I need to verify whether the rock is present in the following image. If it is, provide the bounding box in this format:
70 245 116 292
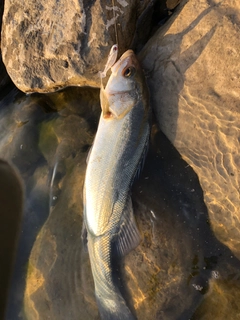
0 86 101 319
23 126 239 320
166 0 181 10
140 0 240 258
192 262 240 320
0 160 23 320
0 0 11 90
1 0 157 93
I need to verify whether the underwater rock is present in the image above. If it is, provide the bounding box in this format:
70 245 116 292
192 266 240 320
0 86 101 319
1 0 157 93
0 160 23 320
1 86 240 319
23 125 240 320
140 0 240 259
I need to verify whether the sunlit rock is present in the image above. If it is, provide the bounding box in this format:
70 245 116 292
140 0 240 258
1 0 157 93
192 267 240 320
23 125 216 320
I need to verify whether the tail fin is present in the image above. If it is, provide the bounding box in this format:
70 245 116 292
96 291 136 320
88 235 136 320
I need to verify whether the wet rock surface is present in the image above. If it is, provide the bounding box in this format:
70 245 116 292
140 0 240 259
0 86 100 320
1 87 240 320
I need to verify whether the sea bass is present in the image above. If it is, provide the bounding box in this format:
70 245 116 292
83 49 151 320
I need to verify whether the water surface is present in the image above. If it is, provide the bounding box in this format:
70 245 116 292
1 84 240 320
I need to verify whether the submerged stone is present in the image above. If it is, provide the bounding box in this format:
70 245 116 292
1 85 240 320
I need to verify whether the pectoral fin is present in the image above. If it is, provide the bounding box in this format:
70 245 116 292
112 197 141 258
100 88 111 118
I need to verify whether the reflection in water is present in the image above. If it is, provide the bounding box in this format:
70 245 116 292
0 84 240 320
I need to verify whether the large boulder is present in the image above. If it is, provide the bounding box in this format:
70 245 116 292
140 0 240 258
1 0 183 93
1 0 156 93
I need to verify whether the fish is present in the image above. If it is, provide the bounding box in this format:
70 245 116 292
82 48 151 320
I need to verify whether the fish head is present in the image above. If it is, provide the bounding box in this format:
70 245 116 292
100 50 149 119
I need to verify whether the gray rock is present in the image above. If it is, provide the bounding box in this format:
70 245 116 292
1 0 155 93
140 0 240 258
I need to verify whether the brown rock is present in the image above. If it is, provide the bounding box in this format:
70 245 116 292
192 267 240 320
23 128 210 320
1 0 155 93
0 0 11 89
166 0 180 10
140 0 240 258
22 125 240 320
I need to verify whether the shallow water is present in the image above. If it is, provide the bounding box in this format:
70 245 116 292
1 84 240 320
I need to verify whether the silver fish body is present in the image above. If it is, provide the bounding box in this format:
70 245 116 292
83 49 151 320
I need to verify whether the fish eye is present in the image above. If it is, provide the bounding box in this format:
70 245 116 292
123 67 135 78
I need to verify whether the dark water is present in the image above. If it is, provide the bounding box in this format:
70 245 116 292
1 84 240 320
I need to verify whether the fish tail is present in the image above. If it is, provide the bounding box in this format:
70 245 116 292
96 294 135 320
88 236 136 320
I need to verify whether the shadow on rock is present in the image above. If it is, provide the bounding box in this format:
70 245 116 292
126 123 240 320
141 4 218 143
